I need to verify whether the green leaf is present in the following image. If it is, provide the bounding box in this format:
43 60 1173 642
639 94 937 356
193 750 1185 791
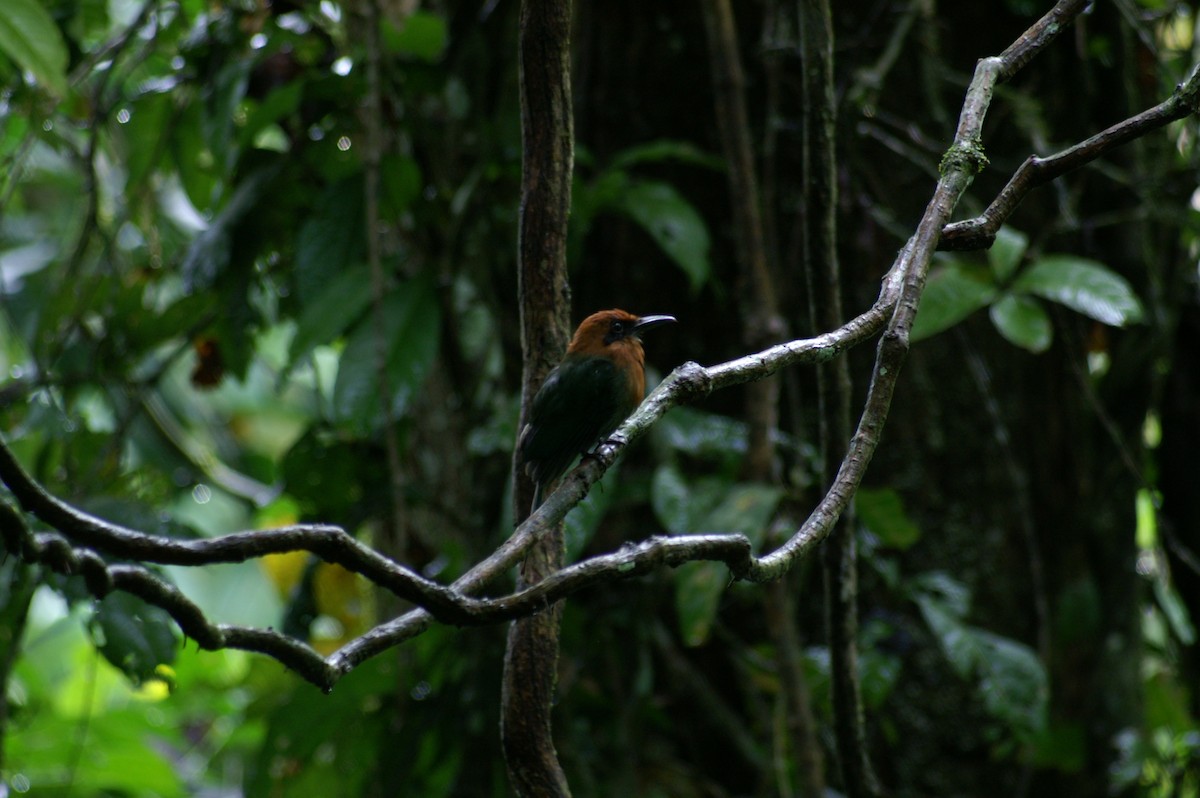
248 656 394 798
989 293 1052 353
699 483 783 550
288 264 374 367
295 178 366 304
563 463 620 561
653 406 748 464
181 160 283 289
332 277 440 434
608 140 724 171
859 620 905 708
122 94 172 188
0 112 29 159
911 571 972 618
665 478 782 646
973 630 1048 740
239 80 304 149
911 261 998 342
0 0 69 97
675 561 727 647
915 596 978 677
122 292 217 356
383 11 447 62
856 487 922 549
650 463 703 535
172 101 220 213
1153 578 1197 646
916 593 1048 741
988 225 1028 283
1012 255 1145 326
90 593 178 685
7 708 185 796
283 429 369 522
381 154 423 216
613 180 711 292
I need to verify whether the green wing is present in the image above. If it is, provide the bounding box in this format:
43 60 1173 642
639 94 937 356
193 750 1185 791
518 356 626 487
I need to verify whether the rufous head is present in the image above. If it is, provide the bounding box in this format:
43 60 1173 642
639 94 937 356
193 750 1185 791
566 309 676 357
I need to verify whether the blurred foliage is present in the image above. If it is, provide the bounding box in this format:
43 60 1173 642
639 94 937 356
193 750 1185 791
1 0 1198 797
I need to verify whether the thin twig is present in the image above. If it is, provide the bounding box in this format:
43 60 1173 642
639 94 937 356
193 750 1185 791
4 0 1189 699
940 62 1200 250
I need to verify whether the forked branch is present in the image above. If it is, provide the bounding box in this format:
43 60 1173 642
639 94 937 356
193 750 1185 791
2 0 1192 695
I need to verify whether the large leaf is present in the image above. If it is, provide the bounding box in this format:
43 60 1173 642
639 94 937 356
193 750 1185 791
383 11 448 62
613 180 711 292
653 406 748 464
172 101 220 213
674 561 728 647
247 655 394 798
911 570 972 618
332 277 441 434
608 139 724 171
90 593 178 685
239 80 304 149
122 292 218 357
563 464 620 561
916 594 1048 742
856 487 922 549
701 483 783 550
180 161 283 289
381 154 424 217
916 597 978 677
288 263 374 368
657 470 783 646
1012 255 1145 326
1153 577 1197 646
7 708 185 796
295 178 367 304
990 293 1052 353
123 93 173 188
911 261 998 342
0 0 69 97
988 225 1028 283
650 464 726 536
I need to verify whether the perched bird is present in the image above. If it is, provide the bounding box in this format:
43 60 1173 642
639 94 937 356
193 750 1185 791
518 309 676 508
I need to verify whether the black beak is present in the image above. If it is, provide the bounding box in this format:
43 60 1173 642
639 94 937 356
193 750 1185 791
631 315 676 337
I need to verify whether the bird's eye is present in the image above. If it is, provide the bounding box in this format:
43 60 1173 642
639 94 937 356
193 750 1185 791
611 320 624 335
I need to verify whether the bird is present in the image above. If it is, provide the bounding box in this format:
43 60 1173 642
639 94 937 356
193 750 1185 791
517 309 676 509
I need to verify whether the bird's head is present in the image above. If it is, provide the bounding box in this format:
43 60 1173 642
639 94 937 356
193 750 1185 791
566 309 676 357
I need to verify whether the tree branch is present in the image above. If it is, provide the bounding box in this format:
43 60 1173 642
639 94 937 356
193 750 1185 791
2 0 1185 702
502 0 576 792
798 0 879 790
940 61 1200 251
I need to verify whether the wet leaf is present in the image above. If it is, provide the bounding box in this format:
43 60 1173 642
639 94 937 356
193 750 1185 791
1013 255 1145 326
0 0 69 97
916 592 1047 742
856 487 922 549
662 475 782 645
990 293 1052 353
614 180 711 292
911 261 997 341
295 178 366 304
332 277 440 434
90 592 178 685
384 11 447 62
988 225 1028 283
288 264 374 368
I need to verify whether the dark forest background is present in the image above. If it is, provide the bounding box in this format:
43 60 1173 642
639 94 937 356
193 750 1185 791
0 0 1197 795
